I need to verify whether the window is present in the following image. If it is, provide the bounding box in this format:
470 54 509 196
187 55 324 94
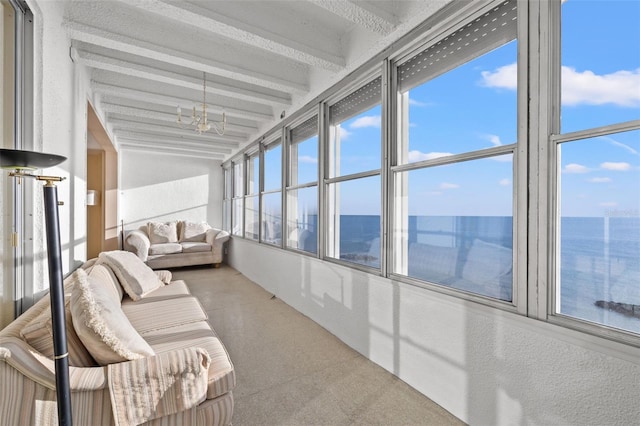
554 0 640 334
231 161 243 237
244 151 259 240
392 0 517 302
222 166 231 232
286 115 318 254
326 77 382 268
261 137 282 245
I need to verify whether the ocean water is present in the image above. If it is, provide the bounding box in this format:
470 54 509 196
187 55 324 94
333 215 640 334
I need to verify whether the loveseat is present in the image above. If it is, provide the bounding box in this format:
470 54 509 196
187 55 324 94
124 220 229 269
0 251 235 425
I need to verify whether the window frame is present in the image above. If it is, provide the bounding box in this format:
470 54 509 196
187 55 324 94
284 110 320 255
385 0 526 313
260 132 284 247
219 0 640 349
323 71 384 273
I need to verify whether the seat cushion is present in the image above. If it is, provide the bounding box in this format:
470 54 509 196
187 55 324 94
70 269 155 365
181 242 212 254
143 321 236 400
122 296 207 333
149 243 183 255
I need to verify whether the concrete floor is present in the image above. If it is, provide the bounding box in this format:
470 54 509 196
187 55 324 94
172 265 463 426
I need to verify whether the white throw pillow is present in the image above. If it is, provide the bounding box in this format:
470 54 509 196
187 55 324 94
147 221 178 244
179 221 210 242
70 269 154 365
97 251 164 301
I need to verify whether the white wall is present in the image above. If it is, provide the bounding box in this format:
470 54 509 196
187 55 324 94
120 150 223 231
29 0 91 292
228 238 640 425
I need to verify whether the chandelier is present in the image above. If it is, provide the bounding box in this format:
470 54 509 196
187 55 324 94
177 72 226 135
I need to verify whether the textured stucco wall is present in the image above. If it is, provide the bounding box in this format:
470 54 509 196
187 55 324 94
228 237 640 425
120 150 223 231
29 0 91 293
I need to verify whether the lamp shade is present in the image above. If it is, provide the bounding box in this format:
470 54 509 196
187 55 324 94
0 148 66 170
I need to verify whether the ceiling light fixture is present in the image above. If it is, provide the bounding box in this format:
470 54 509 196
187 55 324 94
177 72 226 135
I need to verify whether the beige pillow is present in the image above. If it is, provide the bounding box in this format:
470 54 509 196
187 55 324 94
89 263 124 301
180 221 210 242
97 251 164 301
148 221 178 244
70 269 154 365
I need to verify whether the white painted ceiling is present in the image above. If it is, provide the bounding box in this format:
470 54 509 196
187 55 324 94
66 0 451 160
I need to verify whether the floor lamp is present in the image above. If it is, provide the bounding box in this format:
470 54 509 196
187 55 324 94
0 149 72 426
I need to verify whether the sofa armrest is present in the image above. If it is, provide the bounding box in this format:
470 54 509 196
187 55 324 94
124 230 150 262
206 229 230 246
108 347 210 425
0 336 108 392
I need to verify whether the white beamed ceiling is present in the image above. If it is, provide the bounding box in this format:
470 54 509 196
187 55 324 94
66 0 451 159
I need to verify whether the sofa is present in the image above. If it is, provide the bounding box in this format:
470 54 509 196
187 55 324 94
0 251 235 425
124 221 229 269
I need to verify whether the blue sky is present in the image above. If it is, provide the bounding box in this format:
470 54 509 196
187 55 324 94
267 0 639 218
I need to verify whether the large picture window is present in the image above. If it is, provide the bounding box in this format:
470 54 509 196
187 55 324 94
231 161 244 237
261 137 282 245
555 0 640 334
286 115 318 254
392 0 517 302
326 77 382 268
244 151 259 240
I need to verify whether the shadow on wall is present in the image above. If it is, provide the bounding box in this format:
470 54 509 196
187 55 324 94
120 151 223 229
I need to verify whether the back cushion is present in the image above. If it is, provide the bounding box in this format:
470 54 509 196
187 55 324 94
179 221 210 243
97 251 164 301
20 298 97 367
70 269 155 365
147 221 178 244
89 264 124 301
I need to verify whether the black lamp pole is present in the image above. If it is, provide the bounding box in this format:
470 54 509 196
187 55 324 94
43 181 72 426
1 149 72 426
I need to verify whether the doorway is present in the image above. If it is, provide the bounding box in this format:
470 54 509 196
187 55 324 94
86 102 118 259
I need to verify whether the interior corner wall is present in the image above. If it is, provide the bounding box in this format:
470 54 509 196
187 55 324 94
28 0 91 293
120 150 223 231
227 238 640 425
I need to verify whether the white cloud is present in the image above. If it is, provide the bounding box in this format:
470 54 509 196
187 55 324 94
481 63 518 90
600 162 631 171
351 115 381 129
440 182 459 189
499 178 510 186
588 177 612 183
563 163 589 174
481 62 640 107
561 67 640 107
408 98 432 107
483 134 503 147
599 136 639 155
299 155 317 164
600 202 618 207
338 126 351 140
408 151 453 162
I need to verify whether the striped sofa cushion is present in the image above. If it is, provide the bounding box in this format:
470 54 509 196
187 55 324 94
142 321 236 400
